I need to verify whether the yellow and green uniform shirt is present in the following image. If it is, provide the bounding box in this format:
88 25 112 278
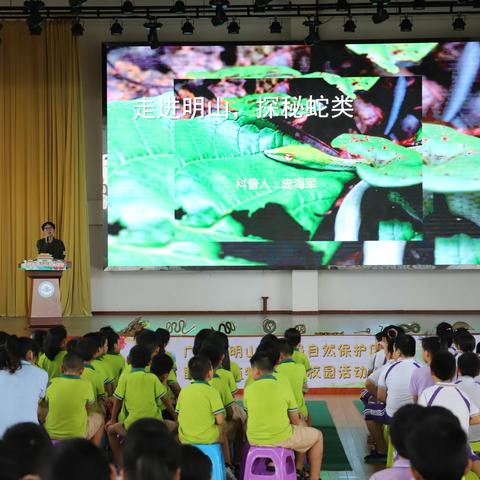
45 374 95 439
230 361 242 383
276 359 308 417
243 374 298 446
81 364 106 412
292 349 311 372
114 368 166 429
176 381 225 444
91 357 114 387
38 351 67 380
216 368 237 395
209 374 235 409
102 353 126 385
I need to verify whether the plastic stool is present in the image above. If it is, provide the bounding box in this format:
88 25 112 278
194 443 226 480
243 446 296 480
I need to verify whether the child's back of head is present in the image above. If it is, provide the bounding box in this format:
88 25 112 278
75 337 98 363
134 329 160 356
3 422 52 478
188 356 212 381
458 352 480 378
393 334 416 358
199 341 224 370
457 332 476 353
44 326 67 361
436 322 453 349
390 405 425 459
150 353 174 379
407 407 467 480
128 345 151 369
123 418 180 480
100 327 120 354
430 351 456 382
278 338 294 357
0 439 19 480
180 445 212 480
192 329 213 356
18 337 40 362
62 352 84 374
284 328 300 347
155 328 171 349
40 439 112 480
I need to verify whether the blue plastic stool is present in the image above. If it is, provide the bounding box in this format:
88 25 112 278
194 443 226 480
243 446 296 480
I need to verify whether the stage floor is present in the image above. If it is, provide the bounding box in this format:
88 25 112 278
2 312 479 338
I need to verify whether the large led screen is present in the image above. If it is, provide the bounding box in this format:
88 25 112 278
104 42 480 269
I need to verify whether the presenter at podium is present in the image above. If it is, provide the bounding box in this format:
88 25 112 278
36 221 66 260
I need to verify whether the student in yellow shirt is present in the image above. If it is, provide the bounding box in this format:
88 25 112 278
107 345 171 465
150 352 179 423
277 338 310 425
244 351 323 480
285 328 311 372
100 326 126 386
156 328 177 370
37 326 67 380
200 342 245 470
74 337 107 415
83 332 114 396
175 356 225 447
217 331 242 383
44 352 104 446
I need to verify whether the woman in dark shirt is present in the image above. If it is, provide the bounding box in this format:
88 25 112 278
36 222 66 260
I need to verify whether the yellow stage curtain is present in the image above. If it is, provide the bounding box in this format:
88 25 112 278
0 22 91 316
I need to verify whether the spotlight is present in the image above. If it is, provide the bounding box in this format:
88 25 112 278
336 0 348 11
69 0 87 12
121 0 134 14
144 18 162 49
343 17 356 32
452 15 465 30
211 3 228 26
303 17 320 45
24 0 44 35
171 0 185 13
110 19 123 35
399 16 413 31
413 0 425 10
371 3 389 23
181 18 194 34
227 17 240 33
269 17 282 33
71 19 84 36
29 23 42 35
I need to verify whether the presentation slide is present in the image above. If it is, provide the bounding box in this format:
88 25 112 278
104 42 480 269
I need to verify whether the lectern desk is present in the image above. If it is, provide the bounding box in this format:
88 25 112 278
19 260 71 327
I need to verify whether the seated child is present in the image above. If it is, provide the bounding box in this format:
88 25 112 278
407 406 470 480
99 326 126 386
217 331 242 383
40 438 115 480
367 331 385 376
369 404 424 479
150 353 179 422
181 444 212 480
452 329 476 359
155 328 176 370
44 352 104 446
244 351 323 480
122 418 180 480
456 352 480 441
3 422 52 480
366 334 421 464
276 338 309 423
107 345 171 464
418 350 480 475
200 342 245 469
436 322 454 353
74 337 107 415
410 336 442 402
37 326 67 380
284 328 311 372
83 332 114 395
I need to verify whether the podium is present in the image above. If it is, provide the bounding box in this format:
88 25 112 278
20 260 71 327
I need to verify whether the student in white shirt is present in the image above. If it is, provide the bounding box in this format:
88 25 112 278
456 352 480 441
365 334 421 464
436 322 454 352
0 336 48 438
418 350 480 477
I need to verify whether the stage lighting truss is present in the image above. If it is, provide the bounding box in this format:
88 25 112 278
3 0 479 35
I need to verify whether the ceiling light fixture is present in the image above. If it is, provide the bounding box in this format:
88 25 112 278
110 18 123 35
371 3 389 23
144 17 162 49
399 15 413 31
181 18 194 34
227 17 240 33
171 0 186 14
269 17 282 33
121 0 134 14
71 18 84 35
452 14 465 30
303 17 321 45
343 16 356 32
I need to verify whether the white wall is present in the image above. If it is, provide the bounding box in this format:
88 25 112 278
81 17 480 313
